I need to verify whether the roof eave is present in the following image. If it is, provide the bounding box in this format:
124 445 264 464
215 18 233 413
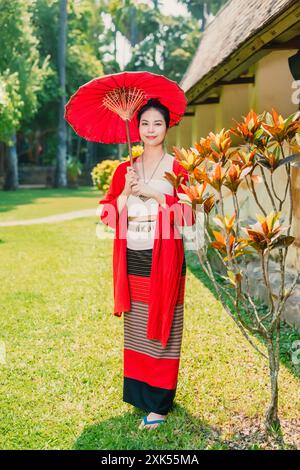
184 1 300 105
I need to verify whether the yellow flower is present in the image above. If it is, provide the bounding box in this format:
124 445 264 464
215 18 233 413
91 159 120 191
123 144 144 161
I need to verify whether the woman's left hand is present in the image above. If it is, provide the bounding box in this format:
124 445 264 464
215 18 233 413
131 180 157 199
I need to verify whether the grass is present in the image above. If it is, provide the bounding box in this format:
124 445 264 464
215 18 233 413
0 186 102 221
0 189 299 449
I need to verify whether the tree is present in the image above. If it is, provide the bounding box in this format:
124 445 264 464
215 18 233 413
178 0 228 31
28 0 105 174
0 0 50 190
55 0 68 187
108 0 160 47
125 13 200 83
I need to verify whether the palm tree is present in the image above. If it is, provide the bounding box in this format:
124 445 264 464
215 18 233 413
55 0 68 187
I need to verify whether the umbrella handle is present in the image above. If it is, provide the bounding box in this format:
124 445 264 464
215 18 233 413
125 119 133 167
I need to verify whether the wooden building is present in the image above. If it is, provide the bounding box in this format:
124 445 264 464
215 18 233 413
167 0 300 268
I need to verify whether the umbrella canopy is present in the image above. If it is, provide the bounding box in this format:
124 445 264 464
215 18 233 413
64 71 187 147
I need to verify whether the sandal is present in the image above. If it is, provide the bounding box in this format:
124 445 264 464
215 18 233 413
142 416 166 426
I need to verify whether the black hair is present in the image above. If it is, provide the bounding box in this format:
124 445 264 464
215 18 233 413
137 98 170 128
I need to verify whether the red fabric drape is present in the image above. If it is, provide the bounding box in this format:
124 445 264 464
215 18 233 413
98 158 195 348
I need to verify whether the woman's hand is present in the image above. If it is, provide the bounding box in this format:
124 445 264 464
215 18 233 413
123 166 139 196
125 166 165 202
131 180 157 199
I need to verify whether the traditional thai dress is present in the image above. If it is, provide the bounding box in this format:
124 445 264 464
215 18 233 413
98 155 195 415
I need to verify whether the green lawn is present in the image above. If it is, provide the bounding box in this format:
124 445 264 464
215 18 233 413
0 189 299 449
0 186 102 221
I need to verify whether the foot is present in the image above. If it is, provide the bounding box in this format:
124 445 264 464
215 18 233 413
138 412 167 430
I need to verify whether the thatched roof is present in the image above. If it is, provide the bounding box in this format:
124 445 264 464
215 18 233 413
180 0 299 98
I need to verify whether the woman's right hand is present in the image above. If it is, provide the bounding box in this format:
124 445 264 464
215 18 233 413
123 166 139 196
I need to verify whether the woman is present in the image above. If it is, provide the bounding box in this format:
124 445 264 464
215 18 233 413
99 98 194 430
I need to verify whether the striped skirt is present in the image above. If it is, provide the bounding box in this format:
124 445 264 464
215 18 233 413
123 247 186 415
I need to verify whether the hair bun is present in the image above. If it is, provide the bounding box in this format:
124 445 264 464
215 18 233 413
147 97 161 104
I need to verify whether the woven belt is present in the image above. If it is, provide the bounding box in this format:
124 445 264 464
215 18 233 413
128 216 156 222
128 220 155 232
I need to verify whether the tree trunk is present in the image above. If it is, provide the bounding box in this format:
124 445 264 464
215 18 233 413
265 335 281 432
129 5 137 47
4 133 18 190
199 4 205 31
118 144 123 161
76 135 81 161
86 140 93 168
55 0 68 188
113 22 117 62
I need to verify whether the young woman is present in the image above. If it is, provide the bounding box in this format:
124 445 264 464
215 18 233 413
99 98 194 430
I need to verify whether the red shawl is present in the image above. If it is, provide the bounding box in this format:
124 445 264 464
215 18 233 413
98 157 195 349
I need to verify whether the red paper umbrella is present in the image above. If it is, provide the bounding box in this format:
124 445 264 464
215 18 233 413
64 70 187 166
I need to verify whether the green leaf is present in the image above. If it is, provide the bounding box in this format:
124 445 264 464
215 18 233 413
269 236 295 250
265 112 273 125
273 145 281 159
210 142 220 154
256 159 271 170
277 154 300 168
254 128 264 140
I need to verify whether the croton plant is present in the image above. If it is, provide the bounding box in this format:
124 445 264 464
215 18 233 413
164 109 300 434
